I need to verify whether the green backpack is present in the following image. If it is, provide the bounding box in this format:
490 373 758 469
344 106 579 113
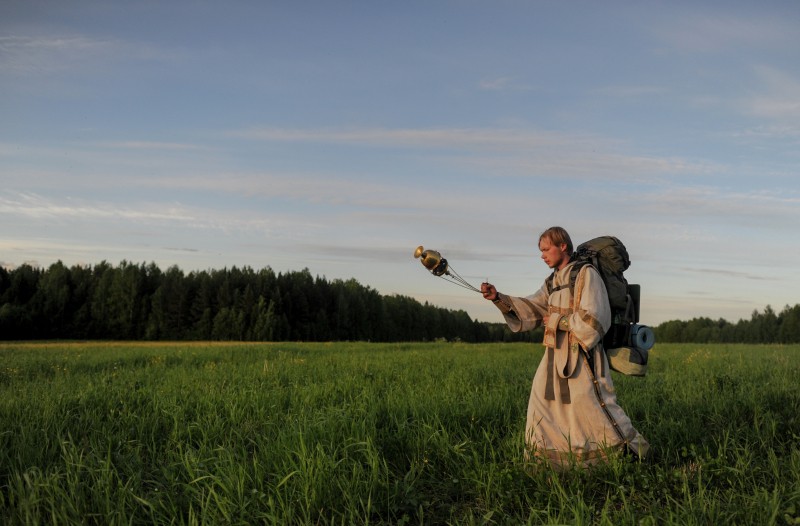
546 236 653 376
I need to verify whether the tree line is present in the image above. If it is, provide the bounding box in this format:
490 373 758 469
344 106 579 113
0 261 541 343
652 304 800 344
3 261 798 343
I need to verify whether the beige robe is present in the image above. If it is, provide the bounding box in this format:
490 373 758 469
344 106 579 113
498 261 648 468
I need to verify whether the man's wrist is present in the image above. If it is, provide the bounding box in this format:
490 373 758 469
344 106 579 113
492 293 511 314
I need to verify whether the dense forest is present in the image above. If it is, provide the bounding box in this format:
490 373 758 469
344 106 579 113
1 261 798 343
653 304 800 344
0 261 541 343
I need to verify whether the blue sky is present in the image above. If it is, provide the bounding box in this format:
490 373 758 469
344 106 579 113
2 0 799 326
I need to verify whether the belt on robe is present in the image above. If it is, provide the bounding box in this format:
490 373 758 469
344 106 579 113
544 341 608 404
544 347 571 403
543 314 580 404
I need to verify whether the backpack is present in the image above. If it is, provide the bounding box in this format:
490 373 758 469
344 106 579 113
546 236 653 376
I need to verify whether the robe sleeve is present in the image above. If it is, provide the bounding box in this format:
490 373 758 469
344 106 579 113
497 284 549 333
568 265 612 350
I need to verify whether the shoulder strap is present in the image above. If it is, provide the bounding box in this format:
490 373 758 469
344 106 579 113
546 270 556 294
546 261 590 297
568 260 590 298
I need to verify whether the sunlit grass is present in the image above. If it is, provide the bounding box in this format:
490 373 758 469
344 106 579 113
1 342 799 524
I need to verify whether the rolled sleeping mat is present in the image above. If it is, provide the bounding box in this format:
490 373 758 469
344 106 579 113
630 324 655 352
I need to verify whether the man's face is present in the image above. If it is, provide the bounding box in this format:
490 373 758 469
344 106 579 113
539 237 569 270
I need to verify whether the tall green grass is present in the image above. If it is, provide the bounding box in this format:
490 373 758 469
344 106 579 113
1 342 799 525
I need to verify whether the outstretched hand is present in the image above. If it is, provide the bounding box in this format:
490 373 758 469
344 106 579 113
481 282 498 301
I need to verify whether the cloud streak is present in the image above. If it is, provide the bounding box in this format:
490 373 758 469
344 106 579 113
651 12 796 53
229 126 595 151
681 267 778 281
478 77 535 92
227 125 719 181
747 66 800 121
0 33 182 82
0 35 113 74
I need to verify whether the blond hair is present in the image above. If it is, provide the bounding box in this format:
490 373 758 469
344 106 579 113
539 226 573 255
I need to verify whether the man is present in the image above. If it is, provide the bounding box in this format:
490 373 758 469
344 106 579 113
481 226 648 468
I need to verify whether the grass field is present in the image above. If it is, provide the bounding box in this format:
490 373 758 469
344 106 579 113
1 341 799 525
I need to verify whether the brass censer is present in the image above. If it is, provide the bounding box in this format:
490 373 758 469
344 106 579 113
413 245 480 292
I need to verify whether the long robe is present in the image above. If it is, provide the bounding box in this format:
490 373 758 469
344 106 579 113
497 261 648 467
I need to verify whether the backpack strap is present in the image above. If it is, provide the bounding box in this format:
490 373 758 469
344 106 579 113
545 270 556 294
546 260 591 299
568 260 589 298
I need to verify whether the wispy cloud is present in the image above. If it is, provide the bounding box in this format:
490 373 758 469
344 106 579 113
0 34 179 77
142 172 515 231
98 141 203 151
652 12 795 53
146 171 398 206
229 126 585 150
0 191 301 240
227 125 719 181
638 186 800 220
594 85 669 98
747 66 800 121
478 76 535 92
735 124 800 142
0 35 117 74
460 151 718 181
681 267 777 281
0 192 195 223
